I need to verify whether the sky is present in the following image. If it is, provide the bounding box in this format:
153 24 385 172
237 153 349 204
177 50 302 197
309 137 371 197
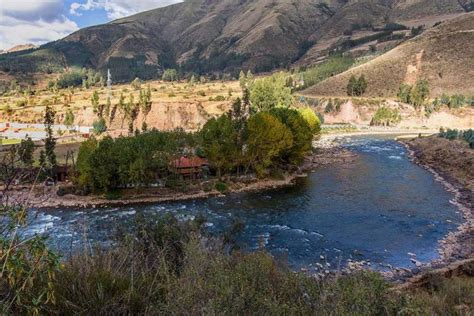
0 0 183 50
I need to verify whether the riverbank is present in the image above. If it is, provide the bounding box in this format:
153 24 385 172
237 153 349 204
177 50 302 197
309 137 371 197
394 135 474 282
14 140 355 209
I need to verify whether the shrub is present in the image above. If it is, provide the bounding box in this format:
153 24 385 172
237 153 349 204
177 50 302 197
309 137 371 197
15 99 27 107
371 107 401 126
215 182 228 193
347 75 367 96
162 69 178 82
92 118 107 135
397 84 412 103
209 95 226 101
448 94 465 109
298 107 321 134
57 70 83 88
131 77 141 90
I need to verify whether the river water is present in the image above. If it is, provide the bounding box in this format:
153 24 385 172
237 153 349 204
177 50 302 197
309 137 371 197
25 136 462 270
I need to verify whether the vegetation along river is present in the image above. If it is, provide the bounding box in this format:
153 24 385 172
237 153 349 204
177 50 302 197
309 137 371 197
26 136 462 271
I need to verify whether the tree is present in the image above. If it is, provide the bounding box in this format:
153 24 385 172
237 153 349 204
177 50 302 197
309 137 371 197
93 118 107 135
40 105 57 179
410 79 430 109
118 92 127 128
239 70 247 90
140 85 152 118
132 77 141 90
298 107 321 135
269 108 313 165
347 75 358 96
397 84 412 103
162 69 178 82
245 112 293 176
91 90 100 115
347 75 367 96
18 137 35 167
64 109 75 128
105 96 111 119
200 115 239 177
249 72 293 112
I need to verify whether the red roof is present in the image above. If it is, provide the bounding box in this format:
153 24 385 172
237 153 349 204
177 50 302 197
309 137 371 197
172 156 208 169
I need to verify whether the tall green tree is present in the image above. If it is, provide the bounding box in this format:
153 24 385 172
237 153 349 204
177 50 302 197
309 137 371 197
91 90 100 116
245 112 293 176
249 72 293 112
269 108 313 165
410 79 430 109
200 115 239 177
298 107 321 135
40 105 57 179
64 109 75 128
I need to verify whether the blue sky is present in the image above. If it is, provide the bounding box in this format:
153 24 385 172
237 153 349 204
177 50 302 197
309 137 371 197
0 0 183 50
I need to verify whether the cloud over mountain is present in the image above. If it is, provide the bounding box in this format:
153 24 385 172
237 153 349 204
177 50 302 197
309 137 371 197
0 0 78 50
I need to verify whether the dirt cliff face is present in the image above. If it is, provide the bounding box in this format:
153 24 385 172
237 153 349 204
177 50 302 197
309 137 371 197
306 97 474 129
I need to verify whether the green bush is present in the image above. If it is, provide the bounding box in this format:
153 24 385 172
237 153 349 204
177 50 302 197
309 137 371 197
371 107 402 126
92 118 107 135
209 95 226 101
347 75 368 96
162 69 178 82
215 182 228 193
57 71 83 88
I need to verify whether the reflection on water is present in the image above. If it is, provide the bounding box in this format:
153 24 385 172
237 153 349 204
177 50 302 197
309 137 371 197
26 136 461 270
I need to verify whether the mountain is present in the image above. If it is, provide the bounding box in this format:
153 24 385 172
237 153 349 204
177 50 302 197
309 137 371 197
0 0 471 82
302 12 474 97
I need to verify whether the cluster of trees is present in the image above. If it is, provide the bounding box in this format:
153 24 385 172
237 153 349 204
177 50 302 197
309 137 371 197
346 75 368 96
201 104 318 178
89 85 153 136
397 80 430 108
75 102 320 193
162 69 179 82
433 94 473 109
439 128 474 148
244 72 294 113
370 107 401 126
75 129 196 193
52 68 104 90
294 55 354 91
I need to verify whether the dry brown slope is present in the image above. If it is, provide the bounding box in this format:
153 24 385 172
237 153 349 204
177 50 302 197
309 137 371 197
302 12 474 98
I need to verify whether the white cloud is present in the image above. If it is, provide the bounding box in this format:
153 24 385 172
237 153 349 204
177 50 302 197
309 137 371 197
70 0 183 20
0 0 78 50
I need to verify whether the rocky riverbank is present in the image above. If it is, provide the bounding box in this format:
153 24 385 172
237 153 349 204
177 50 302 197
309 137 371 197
390 136 474 282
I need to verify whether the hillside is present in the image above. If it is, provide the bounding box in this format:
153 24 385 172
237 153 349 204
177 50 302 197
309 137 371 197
302 12 474 97
0 0 470 83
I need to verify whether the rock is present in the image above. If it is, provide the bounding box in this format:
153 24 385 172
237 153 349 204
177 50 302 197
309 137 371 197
407 252 416 257
320 255 325 260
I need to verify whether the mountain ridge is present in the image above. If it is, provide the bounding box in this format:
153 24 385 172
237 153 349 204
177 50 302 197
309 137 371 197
0 0 471 82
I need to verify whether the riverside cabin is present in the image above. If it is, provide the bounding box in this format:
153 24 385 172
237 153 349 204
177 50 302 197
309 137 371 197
170 156 209 179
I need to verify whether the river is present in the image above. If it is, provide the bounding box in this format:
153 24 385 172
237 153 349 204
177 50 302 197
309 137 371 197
24 135 462 271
